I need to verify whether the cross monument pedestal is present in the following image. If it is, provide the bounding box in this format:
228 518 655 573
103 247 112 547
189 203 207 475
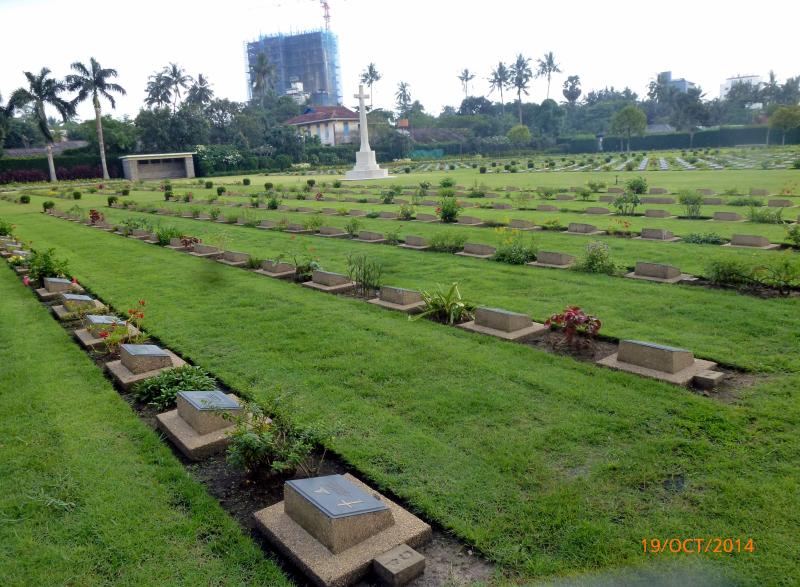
345 84 390 181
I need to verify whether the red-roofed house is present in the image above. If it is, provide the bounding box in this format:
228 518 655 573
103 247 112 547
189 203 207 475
284 106 359 146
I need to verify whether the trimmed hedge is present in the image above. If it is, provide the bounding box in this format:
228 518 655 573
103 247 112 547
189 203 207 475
0 155 121 183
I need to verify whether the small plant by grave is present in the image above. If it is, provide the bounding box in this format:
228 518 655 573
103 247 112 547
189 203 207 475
572 242 618 275
413 283 476 325
612 191 641 216
398 204 415 220
437 197 461 223
626 176 648 195
107 195 118 207
537 187 556 200
728 197 763 207
577 187 592 201
205 180 214 189
439 176 455 188
42 200 55 212
678 190 704 218
134 365 216 411
588 181 606 193
346 253 384 297
754 253 800 295
344 218 362 237
72 191 82 200
545 306 602 348
683 232 726 245
303 216 323 231
747 206 784 224
705 258 754 287
217 186 226 196
27 248 70 284
20 195 31 204
242 178 251 186
155 226 182 246
468 181 486 198
0 219 14 236
786 224 800 247
606 218 633 237
180 235 201 250
88 209 104 225
492 229 537 264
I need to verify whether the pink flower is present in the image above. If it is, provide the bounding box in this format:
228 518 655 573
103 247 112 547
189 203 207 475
22 276 30 286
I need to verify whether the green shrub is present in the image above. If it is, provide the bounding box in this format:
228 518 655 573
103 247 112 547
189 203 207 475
404 167 411 173
747 206 784 224
155 225 183 246
786 223 800 247
754 253 800 295
437 197 460 222
332 180 342 188
242 178 251 186
346 252 384 296
72 191 82 200
133 366 216 411
428 232 467 253
303 216 323 231
42 200 55 212
27 248 70 284
612 192 641 216
205 180 213 189
792 159 800 170
226 404 325 477
344 218 362 236
683 232 726 245
626 176 647 194
728 197 763 207
120 188 130 196
267 196 279 210
492 229 537 264
705 258 753 286
439 176 455 188
216 186 226 196
468 182 486 198
413 283 476 325
572 241 618 275
306 178 316 188
399 204 415 220
479 166 487 174
577 187 592 201
537 187 556 200
678 190 704 218
20 195 31 204
107 195 118 207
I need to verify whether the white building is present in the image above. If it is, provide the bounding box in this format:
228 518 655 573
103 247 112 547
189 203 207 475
284 106 359 147
720 75 762 98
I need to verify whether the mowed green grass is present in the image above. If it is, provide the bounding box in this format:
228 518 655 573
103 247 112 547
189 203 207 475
0 263 290 586
4 201 800 585
63 205 800 373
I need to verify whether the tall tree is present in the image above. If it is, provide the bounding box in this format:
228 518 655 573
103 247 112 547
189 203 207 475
8 68 75 181
249 52 275 101
359 63 381 109
670 87 707 147
66 58 126 180
769 105 800 145
488 62 510 115
562 75 582 106
610 104 647 152
395 82 411 118
162 63 192 112
145 71 172 109
509 54 532 124
457 68 475 100
186 74 214 107
536 51 562 99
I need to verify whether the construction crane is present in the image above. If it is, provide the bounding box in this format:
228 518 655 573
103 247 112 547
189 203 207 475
319 0 331 30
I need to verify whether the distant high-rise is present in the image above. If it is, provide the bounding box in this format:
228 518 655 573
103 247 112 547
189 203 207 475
246 30 342 107
658 71 697 94
720 75 762 98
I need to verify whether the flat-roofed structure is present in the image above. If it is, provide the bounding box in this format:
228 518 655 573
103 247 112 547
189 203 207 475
120 152 196 180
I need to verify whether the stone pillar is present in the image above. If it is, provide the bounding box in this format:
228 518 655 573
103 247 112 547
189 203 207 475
184 156 195 179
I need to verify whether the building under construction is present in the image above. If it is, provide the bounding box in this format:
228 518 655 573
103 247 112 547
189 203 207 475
246 30 342 107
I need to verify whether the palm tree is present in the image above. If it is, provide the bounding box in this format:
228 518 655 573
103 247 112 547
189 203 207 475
395 82 411 118
249 52 275 101
145 72 171 109
457 68 475 100
536 52 562 99
66 58 126 180
359 63 381 109
187 74 214 107
162 63 192 112
488 62 510 115
509 54 532 124
8 68 75 182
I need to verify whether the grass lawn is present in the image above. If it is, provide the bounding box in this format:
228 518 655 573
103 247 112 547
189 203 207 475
3 200 799 585
0 261 289 586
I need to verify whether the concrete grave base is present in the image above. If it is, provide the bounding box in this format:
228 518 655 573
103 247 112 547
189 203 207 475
155 394 240 460
624 271 696 284
526 260 572 269
634 235 681 242
51 300 106 321
35 284 84 301
722 242 780 250
353 238 387 244
315 231 349 238
302 280 356 294
565 229 606 236
597 353 716 386
366 298 425 313
285 228 314 234
105 350 186 390
459 320 547 341
397 243 429 250
253 473 431 587
254 268 296 279
74 323 141 350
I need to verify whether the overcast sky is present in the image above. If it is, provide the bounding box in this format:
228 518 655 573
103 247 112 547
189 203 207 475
1 0 797 122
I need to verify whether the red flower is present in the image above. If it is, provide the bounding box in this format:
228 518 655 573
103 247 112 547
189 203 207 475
71 277 78 285
98 330 109 339
22 276 30 286
138 299 146 306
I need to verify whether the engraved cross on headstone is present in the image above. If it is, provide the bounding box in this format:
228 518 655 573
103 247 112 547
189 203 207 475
354 84 371 152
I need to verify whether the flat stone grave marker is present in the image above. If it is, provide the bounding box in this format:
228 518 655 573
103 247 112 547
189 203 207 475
157 390 242 460
348 209 367 216
258 220 275 229
626 261 691 284
373 544 425 587
254 473 431 587
317 226 348 238
378 211 399 219
219 251 250 267
598 195 615 202
509 219 536 230
530 251 574 269
750 188 769 196
296 206 314 213
354 231 386 243
641 197 675 204
607 187 624 193
456 216 484 226
166 237 185 249
303 270 356 293
697 189 715 196
36 277 83 301
702 197 723 205
322 208 338 215
727 234 779 249
455 243 495 258
130 229 151 239
768 199 793 207
398 235 429 250
713 211 744 221
190 244 222 258
368 286 425 313
420 200 438 206
597 339 718 386
555 194 575 201
566 222 602 235
492 202 512 209
644 209 672 218
56 294 99 319
285 223 312 233
256 259 296 279
460 306 546 340
536 204 558 212
639 228 679 241
414 213 438 222
585 207 611 215
121 344 172 374
75 314 139 350
649 187 668 194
